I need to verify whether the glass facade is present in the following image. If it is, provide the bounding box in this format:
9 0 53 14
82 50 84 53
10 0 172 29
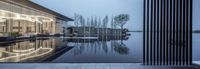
0 1 67 36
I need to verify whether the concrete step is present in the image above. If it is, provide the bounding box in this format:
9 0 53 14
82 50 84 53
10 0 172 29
0 63 199 69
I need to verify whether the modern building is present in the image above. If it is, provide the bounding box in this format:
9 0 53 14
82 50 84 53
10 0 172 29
0 0 73 37
67 27 126 37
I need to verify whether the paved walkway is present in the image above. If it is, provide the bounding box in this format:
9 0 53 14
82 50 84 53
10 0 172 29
0 63 199 69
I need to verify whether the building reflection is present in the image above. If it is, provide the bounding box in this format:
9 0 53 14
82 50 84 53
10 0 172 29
0 38 60 62
0 35 130 62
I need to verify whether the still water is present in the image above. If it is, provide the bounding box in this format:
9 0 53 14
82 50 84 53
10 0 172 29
0 32 143 63
0 32 199 63
53 32 143 63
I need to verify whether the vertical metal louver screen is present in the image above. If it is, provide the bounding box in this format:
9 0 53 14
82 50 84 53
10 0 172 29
143 0 192 65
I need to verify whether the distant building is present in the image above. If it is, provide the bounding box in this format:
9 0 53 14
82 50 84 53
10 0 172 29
0 0 73 37
67 27 127 37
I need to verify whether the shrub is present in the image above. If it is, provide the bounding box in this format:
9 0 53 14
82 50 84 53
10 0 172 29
0 32 20 37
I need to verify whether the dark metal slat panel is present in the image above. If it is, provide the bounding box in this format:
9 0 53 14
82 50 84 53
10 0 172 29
166 0 169 65
186 0 189 65
155 0 157 65
169 0 173 65
160 0 164 65
153 0 156 65
143 0 146 65
178 0 181 65
156 0 160 65
163 0 166 65
180 0 184 65
150 0 154 65
189 0 193 65
172 0 176 65
143 0 192 65
183 0 186 65
146 0 150 65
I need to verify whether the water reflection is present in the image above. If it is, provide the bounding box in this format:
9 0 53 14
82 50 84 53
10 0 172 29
112 41 129 55
66 36 130 56
0 38 61 62
0 34 131 62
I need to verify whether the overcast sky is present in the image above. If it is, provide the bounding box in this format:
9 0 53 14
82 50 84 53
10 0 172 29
32 0 200 30
31 0 143 31
193 0 200 30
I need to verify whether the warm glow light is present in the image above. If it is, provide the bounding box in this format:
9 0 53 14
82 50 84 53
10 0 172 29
13 48 35 53
0 9 54 24
0 48 53 62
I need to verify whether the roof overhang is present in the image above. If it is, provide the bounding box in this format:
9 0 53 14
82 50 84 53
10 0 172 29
1 0 74 22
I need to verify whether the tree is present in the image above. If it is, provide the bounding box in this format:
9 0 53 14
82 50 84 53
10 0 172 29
114 14 130 30
103 16 109 28
74 14 79 26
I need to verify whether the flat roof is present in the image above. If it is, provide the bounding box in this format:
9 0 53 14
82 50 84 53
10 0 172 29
2 0 73 21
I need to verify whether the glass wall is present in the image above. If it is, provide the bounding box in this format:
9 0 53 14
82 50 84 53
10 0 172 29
0 1 56 36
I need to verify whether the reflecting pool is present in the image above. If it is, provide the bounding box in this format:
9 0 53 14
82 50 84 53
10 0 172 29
0 32 143 63
1 32 200 63
53 32 143 63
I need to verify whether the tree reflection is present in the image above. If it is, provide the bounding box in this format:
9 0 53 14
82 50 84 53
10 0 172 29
69 36 130 55
112 41 129 55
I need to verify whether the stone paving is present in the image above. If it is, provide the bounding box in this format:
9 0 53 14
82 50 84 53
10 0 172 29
0 63 200 69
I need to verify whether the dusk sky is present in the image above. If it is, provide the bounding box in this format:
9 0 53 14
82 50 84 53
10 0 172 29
32 0 199 30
